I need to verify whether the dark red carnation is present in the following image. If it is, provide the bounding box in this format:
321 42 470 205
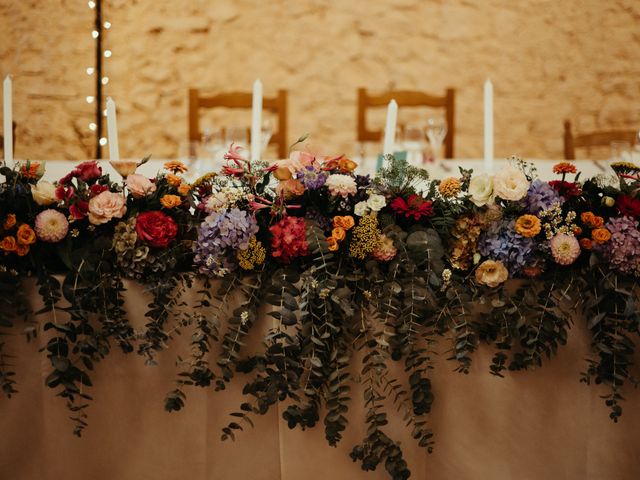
55 184 75 201
548 180 581 199
69 200 89 220
89 184 109 196
616 195 640 217
74 160 102 182
390 194 433 221
135 211 178 248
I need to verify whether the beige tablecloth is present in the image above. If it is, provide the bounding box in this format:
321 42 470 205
1 281 639 480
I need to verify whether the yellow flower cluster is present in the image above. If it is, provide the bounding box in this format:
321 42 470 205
237 236 266 270
438 177 461 198
349 214 381 260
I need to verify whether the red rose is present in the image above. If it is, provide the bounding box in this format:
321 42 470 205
70 200 89 220
74 161 102 182
616 195 640 217
135 211 178 248
90 184 109 196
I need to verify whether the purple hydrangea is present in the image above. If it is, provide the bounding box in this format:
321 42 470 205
296 166 327 190
524 180 561 214
478 219 535 275
193 208 258 277
598 216 640 277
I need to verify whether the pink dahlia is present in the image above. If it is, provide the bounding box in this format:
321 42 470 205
35 209 69 243
372 234 397 262
325 174 357 197
549 233 580 265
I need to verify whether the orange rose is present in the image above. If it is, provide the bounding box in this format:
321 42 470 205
3 214 16 230
580 212 595 226
591 228 611 244
276 179 305 199
0 236 17 252
591 216 604 228
167 174 182 187
332 227 346 242
160 194 182 209
16 224 36 245
333 215 355 230
573 226 583 236
327 236 339 251
178 183 191 196
16 244 29 256
579 238 593 250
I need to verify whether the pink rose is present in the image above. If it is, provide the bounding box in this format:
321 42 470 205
277 151 318 174
126 174 156 199
88 191 127 225
74 161 102 182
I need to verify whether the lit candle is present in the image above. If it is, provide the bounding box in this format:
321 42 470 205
382 99 398 156
483 79 494 173
3 76 12 165
106 97 119 161
250 79 263 161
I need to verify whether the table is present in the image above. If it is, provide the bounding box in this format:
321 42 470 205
1 280 639 480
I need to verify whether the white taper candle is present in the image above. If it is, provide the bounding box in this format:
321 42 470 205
3 76 13 165
106 97 120 161
250 79 263 161
382 99 398 156
483 79 494 173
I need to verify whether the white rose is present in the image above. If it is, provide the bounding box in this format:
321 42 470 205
468 174 494 206
354 201 369 217
31 180 57 206
367 194 386 212
493 167 529 201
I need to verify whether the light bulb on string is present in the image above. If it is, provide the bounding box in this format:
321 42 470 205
91 30 99 39
104 50 112 58
86 96 95 104
101 77 109 85
88 1 96 9
99 137 107 146
104 21 111 29
86 67 94 75
89 123 97 131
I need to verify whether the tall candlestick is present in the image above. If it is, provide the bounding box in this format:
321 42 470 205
250 79 263 161
483 79 494 173
106 97 119 161
3 76 12 165
382 99 398 156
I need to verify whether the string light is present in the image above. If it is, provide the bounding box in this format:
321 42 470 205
104 50 112 58
86 96 95 104
99 137 107 146
88 1 96 9
91 30 99 39
89 123 97 131
104 21 111 29
86 67 94 75
101 77 109 85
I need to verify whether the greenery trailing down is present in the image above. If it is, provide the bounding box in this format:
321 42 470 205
3 151 640 478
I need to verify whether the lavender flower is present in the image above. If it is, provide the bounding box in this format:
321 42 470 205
478 219 535 275
296 166 327 190
524 180 561 214
598 216 640 277
193 208 258 277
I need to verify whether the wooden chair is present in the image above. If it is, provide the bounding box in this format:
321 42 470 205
188 89 288 159
563 120 638 160
357 88 455 158
0 121 17 157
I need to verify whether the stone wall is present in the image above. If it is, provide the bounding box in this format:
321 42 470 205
1 0 639 161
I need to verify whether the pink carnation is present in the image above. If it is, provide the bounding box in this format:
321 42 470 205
549 233 580 265
88 191 127 225
35 209 69 243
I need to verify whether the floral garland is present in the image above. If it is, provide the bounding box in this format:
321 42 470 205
1 148 640 479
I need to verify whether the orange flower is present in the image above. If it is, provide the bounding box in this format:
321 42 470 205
166 174 182 187
515 214 541 238
16 224 36 245
591 216 604 228
178 183 191 196
579 238 592 250
3 214 16 230
333 215 355 230
19 162 41 179
338 158 358 173
573 226 583 236
160 194 182 209
591 228 611 244
16 244 29 256
580 212 595 226
164 160 188 174
327 236 339 251
553 162 577 175
332 227 346 242
438 177 461 198
0 236 17 252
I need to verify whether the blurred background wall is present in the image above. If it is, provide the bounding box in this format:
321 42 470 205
0 0 639 160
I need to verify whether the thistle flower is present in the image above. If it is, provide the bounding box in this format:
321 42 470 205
296 165 327 189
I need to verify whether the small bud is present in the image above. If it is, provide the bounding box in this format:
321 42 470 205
602 196 615 208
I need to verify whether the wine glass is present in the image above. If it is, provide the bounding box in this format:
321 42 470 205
225 126 249 152
403 123 424 165
261 119 274 159
425 117 448 161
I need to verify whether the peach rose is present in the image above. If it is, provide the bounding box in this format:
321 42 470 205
493 167 529 201
333 215 355 230
88 191 127 225
16 224 36 245
126 174 156 199
276 179 305 199
332 227 346 242
160 194 182 209
475 260 509 288
32 181 58 206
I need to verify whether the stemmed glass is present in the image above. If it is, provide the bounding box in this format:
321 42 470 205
404 124 425 165
425 117 448 161
225 126 249 151
261 119 274 159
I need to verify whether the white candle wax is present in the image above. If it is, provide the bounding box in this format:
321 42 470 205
382 99 398 156
3 76 12 165
106 97 120 161
250 79 263 161
483 79 494 173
